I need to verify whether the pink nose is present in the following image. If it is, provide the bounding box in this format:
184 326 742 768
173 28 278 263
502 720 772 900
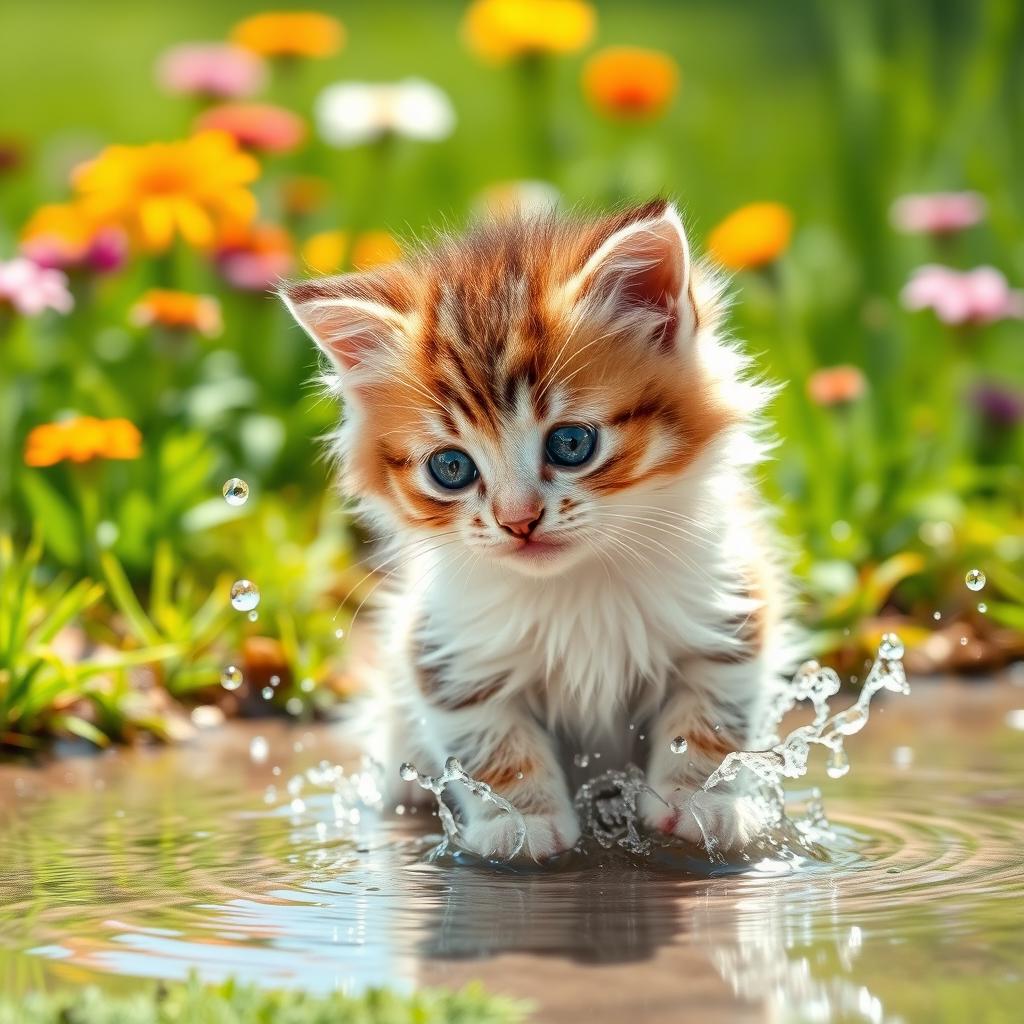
496 501 544 538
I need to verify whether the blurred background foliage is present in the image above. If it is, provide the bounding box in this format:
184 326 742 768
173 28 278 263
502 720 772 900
1 0 1023 748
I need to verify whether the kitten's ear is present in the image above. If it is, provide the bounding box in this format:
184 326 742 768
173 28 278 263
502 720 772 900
564 200 695 351
278 274 411 387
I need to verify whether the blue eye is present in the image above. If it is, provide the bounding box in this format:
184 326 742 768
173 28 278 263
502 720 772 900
428 449 479 490
545 424 597 467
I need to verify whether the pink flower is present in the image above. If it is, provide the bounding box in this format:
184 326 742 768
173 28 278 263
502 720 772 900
890 191 986 236
156 43 267 101
0 258 74 316
195 103 306 154
901 264 1024 326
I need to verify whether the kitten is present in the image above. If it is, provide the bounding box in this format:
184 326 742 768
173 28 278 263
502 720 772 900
280 200 793 860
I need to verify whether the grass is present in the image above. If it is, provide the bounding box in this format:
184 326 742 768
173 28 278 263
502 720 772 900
0 978 528 1024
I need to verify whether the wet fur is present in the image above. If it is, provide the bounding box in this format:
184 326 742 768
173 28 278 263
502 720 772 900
281 201 797 859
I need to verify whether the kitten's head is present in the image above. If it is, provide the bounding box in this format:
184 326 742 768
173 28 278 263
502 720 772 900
281 200 756 577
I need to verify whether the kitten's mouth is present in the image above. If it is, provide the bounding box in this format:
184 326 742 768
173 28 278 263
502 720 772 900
504 536 572 562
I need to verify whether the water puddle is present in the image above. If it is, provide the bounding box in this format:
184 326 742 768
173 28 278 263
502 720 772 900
1 679 1022 1022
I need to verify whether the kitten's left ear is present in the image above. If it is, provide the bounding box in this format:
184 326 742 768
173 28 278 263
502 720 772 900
563 200 695 352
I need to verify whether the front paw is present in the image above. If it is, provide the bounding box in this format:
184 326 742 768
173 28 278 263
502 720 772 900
461 809 581 862
640 786 764 852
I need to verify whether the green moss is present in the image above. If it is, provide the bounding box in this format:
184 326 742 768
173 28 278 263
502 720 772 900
0 979 529 1024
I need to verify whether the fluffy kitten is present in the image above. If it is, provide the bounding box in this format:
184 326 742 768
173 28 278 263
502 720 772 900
280 200 792 860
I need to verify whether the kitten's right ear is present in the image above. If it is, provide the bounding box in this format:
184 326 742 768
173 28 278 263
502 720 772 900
278 275 411 386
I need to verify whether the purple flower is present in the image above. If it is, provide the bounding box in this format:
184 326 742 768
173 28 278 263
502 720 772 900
890 191 986 235
901 264 1024 326
972 382 1024 428
156 43 267 101
0 257 74 316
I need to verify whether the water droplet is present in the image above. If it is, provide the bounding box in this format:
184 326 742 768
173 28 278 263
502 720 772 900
230 579 260 612
261 686 274 700
892 745 914 768
300 677 315 693
826 747 850 779
670 736 688 754
399 762 418 781
335 628 345 639
269 674 281 687
933 610 942 621
878 632 904 660
515 770 524 780
965 568 986 592
220 665 243 691
222 478 249 506
284 697 303 716
247 610 259 622
977 602 987 614
573 753 590 768
395 803 406 815
249 736 268 763
959 636 969 646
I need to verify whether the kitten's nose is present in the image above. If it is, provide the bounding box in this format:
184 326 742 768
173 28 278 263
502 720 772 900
495 500 545 538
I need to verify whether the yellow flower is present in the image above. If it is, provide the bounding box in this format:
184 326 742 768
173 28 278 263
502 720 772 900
707 202 793 271
130 289 223 337
72 132 260 253
302 230 402 274
582 47 679 120
462 0 595 63
231 11 345 59
25 417 142 467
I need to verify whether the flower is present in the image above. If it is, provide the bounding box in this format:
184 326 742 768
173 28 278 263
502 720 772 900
315 79 456 148
215 222 294 291
195 103 306 154
24 417 141 467
20 202 126 273
972 381 1024 428
130 289 223 337
807 365 867 407
582 47 679 120
280 175 329 218
301 230 401 275
707 202 793 270
900 264 1024 326
72 132 260 252
155 43 266 100
890 191 986 236
462 0 595 63
474 179 560 217
0 257 74 316
231 11 345 59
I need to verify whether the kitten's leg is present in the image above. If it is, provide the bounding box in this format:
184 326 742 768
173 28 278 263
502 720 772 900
420 700 581 861
640 654 772 852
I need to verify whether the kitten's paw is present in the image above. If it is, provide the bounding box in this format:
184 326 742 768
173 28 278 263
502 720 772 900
640 787 764 853
462 809 581 862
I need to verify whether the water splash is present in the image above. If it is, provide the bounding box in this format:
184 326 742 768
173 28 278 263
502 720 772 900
399 639 908 865
398 756 527 860
230 579 260 612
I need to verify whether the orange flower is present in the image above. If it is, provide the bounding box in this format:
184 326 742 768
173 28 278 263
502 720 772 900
582 47 679 120
280 175 330 217
195 103 306 154
72 132 260 253
130 289 223 337
20 202 127 272
462 0 595 63
231 11 345 59
215 221 294 290
302 230 402 275
25 417 142 467
807 365 867 407
707 202 793 271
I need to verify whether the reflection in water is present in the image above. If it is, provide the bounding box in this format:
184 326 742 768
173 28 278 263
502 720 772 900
1 681 1023 1022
